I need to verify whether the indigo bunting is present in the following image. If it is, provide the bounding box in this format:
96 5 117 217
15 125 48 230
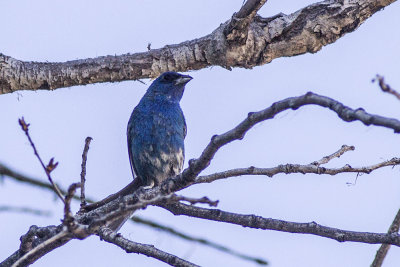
109 71 192 230
127 71 192 187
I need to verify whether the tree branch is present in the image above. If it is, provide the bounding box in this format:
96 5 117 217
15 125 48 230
98 227 200 267
0 162 75 199
18 117 64 203
0 206 51 217
161 202 400 246
373 75 400 101
224 0 267 43
371 208 400 267
0 0 396 94
2 225 71 267
1 162 262 265
130 216 268 265
196 157 400 184
80 137 92 208
311 145 355 166
3 92 400 266
180 92 400 192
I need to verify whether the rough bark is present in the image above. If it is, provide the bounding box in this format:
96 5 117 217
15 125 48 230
0 0 396 94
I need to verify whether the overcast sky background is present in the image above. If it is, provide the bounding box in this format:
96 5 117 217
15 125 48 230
1 1 400 266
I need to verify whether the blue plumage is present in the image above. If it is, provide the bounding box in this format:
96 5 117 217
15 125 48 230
127 72 192 187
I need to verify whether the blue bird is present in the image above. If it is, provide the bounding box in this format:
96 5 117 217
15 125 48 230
127 71 192 188
109 72 192 231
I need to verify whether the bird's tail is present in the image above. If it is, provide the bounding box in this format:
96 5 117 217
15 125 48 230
104 178 142 231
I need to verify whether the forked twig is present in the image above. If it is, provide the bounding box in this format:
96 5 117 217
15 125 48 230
18 117 65 203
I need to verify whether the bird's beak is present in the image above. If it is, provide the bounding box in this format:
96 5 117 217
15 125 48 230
175 75 193 85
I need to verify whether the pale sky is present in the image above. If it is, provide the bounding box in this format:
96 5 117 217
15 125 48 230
1 1 400 266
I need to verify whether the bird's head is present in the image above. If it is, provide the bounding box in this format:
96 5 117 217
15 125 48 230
146 72 192 102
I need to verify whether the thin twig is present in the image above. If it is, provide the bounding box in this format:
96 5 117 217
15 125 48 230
172 195 219 207
0 206 51 217
311 145 355 166
196 157 400 184
131 216 268 265
373 75 400 101
0 162 66 195
18 117 65 203
98 227 200 267
371 208 400 267
80 137 92 208
64 183 81 226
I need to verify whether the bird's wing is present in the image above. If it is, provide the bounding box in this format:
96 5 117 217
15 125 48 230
127 136 137 179
180 108 187 138
127 110 139 180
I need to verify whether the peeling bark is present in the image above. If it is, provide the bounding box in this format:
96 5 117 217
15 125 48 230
0 0 396 94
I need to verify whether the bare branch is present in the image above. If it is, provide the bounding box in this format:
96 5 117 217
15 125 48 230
63 183 81 227
311 145 355 166
4 92 400 266
87 193 216 232
80 137 92 208
0 206 51 217
130 216 268 265
11 229 70 267
236 0 266 19
98 227 200 267
224 0 267 43
196 157 400 184
373 75 400 101
81 180 140 212
180 92 400 192
18 117 65 203
371 208 400 267
1 164 251 263
0 0 396 94
161 202 400 246
4 225 71 267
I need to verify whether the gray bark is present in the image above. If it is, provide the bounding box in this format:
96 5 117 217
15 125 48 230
0 0 396 94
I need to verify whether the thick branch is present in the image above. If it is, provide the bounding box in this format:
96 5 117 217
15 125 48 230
0 0 396 94
161 203 400 246
98 228 199 267
2 225 71 267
